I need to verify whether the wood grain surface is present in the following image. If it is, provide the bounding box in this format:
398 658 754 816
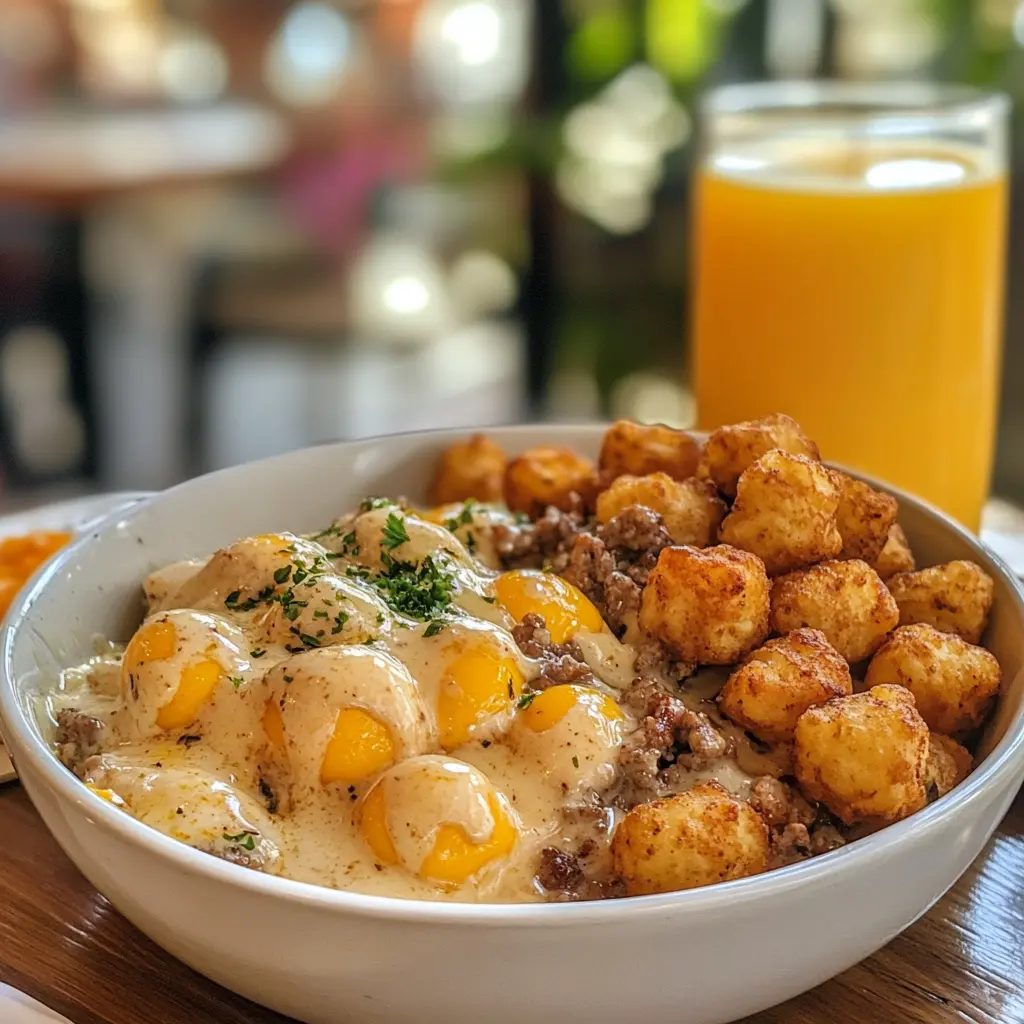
0 782 1021 1024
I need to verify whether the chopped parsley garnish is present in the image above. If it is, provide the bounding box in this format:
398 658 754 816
177 734 201 747
362 636 379 645
283 674 294 683
311 523 343 540
290 627 321 648
225 585 274 613
313 609 329 620
572 755 580 769
250 648 266 659
229 677 244 690
516 692 537 710
381 512 410 551
360 496 394 512
444 500 477 533
513 511 532 524
222 831 256 851
376 611 385 625
332 611 350 635
366 553 455 621
423 620 446 638
506 674 515 700
273 565 292 585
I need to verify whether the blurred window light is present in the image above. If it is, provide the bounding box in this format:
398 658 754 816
158 29 228 104
349 233 453 343
834 9 941 76
432 110 511 158
610 373 695 429
548 368 601 422
1009 0 1024 45
449 249 518 319
264 1 352 106
414 0 530 107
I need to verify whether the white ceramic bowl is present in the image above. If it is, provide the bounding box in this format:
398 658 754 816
2 426 1023 1024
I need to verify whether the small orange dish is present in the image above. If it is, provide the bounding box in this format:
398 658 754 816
0 530 72 619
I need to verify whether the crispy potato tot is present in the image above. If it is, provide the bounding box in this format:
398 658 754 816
639 544 770 665
886 560 994 644
718 628 852 743
864 623 1000 736
771 559 899 663
429 434 506 505
503 447 597 517
873 523 915 581
793 684 929 824
596 472 726 547
611 782 768 895
598 420 701 483
925 733 972 799
834 474 898 564
718 450 842 575
699 413 820 498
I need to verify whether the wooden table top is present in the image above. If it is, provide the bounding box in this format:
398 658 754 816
0 782 1021 1024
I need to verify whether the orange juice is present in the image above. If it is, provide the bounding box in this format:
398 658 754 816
693 139 1007 530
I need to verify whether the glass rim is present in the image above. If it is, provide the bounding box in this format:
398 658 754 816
702 80 1009 127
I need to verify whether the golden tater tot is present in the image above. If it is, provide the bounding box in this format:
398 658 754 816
886 560 994 645
834 474 898 564
598 420 701 483
504 447 597 517
771 559 898 663
864 623 1001 736
429 434 507 505
718 628 852 743
793 685 929 824
718 450 842 576
699 413 820 498
872 523 916 581
639 544 770 665
925 733 973 799
596 472 726 547
611 782 768 895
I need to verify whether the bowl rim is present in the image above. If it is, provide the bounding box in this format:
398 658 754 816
3 424 1024 927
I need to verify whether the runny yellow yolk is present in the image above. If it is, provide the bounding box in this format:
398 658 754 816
123 619 228 731
358 784 518 887
521 684 624 733
320 708 396 785
156 659 224 731
420 795 518 887
254 533 291 547
86 784 125 808
436 647 525 749
422 504 464 526
494 569 604 643
263 699 287 754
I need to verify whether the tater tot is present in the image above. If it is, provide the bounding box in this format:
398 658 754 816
864 623 1001 736
771 559 899 663
718 628 852 743
598 420 701 483
504 447 597 517
834 474 898 564
718 450 842 575
596 472 726 547
639 544 770 665
793 685 929 824
429 434 507 505
925 732 973 799
699 413 820 498
611 782 768 895
886 560 994 645
873 523 915 581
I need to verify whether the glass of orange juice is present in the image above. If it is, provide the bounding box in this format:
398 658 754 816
692 82 1009 531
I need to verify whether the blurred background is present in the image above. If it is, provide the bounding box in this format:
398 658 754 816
0 0 1023 508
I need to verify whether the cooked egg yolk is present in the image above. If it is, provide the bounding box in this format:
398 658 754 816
263 699 286 754
358 783 399 865
358 782 518 886
156 659 224 731
124 618 177 676
494 569 604 643
437 647 524 749
86 784 125 807
253 533 291 547
419 795 518 887
320 708 396 785
422 503 464 526
521 684 624 733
